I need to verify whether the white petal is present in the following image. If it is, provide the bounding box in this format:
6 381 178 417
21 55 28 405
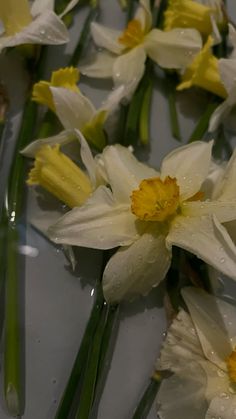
100 144 159 203
144 28 202 70
0 10 69 51
103 230 171 303
206 395 236 419
21 130 75 158
218 58 236 93
48 186 139 248
74 129 97 188
90 22 124 54
31 0 54 17
167 214 236 281
213 149 236 201
59 0 79 18
80 51 115 79
157 366 207 419
161 141 213 200
208 87 236 132
51 87 95 130
135 0 152 33
100 85 126 115
157 309 204 372
182 287 236 370
182 200 236 224
112 47 146 100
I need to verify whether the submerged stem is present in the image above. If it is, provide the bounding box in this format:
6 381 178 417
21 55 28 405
132 373 162 419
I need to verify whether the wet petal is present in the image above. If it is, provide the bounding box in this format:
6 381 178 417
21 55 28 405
31 0 54 16
0 10 69 51
21 130 75 158
213 149 236 201
112 46 146 100
206 395 236 419
135 0 152 33
167 214 236 281
182 200 236 224
144 28 202 70
182 287 236 370
100 144 159 203
90 22 124 54
208 86 236 132
48 186 139 248
80 51 115 78
161 141 213 200
103 230 171 303
51 87 95 130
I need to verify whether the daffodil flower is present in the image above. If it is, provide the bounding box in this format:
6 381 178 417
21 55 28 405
25 129 105 234
29 66 125 149
0 0 78 52
163 0 222 43
80 0 202 99
157 287 236 419
177 36 227 98
47 141 236 303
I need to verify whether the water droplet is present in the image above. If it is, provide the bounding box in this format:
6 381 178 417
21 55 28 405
40 29 46 35
220 392 229 399
217 369 226 377
220 258 225 263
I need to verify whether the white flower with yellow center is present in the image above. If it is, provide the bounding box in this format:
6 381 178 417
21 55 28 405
80 0 202 98
0 0 78 52
157 287 236 419
47 141 236 303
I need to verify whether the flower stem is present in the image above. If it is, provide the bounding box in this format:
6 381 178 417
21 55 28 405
188 101 219 143
4 99 38 416
132 373 162 419
139 78 153 145
165 74 181 142
54 279 104 419
127 0 136 22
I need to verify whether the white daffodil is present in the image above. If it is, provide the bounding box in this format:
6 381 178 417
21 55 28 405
47 141 236 303
0 0 78 52
80 0 202 99
157 287 236 419
28 66 125 150
24 129 106 234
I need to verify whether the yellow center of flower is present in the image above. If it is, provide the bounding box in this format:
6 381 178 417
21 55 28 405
32 67 80 112
118 19 144 49
131 176 180 222
226 348 236 383
0 0 32 36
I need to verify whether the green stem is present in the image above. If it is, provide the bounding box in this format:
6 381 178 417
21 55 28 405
166 74 181 142
188 101 220 143
155 0 168 28
139 78 153 145
4 99 38 416
69 6 99 67
127 0 136 22
75 305 107 419
132 374 162 419
54 280 104 419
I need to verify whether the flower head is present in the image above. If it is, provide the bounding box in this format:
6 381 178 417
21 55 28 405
32 67 80 112
177 36 227 98
80 0 202 99
47 141 236 303
157 287 236 419
0 0 78 52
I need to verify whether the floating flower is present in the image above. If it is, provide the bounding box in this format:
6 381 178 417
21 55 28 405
177 36 227 98
80 0 202 98
0 0 78 52
157 287 236 419
29 68 125 150
47 141 236 303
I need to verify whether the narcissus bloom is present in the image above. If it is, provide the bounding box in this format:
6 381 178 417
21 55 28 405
29 67 125 150
80 0 202 98
0 0 78 52
48 141 236 303
177 36 227 98
157 287 236 419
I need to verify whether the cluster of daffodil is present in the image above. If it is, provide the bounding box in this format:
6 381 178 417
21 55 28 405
2 0 236 418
